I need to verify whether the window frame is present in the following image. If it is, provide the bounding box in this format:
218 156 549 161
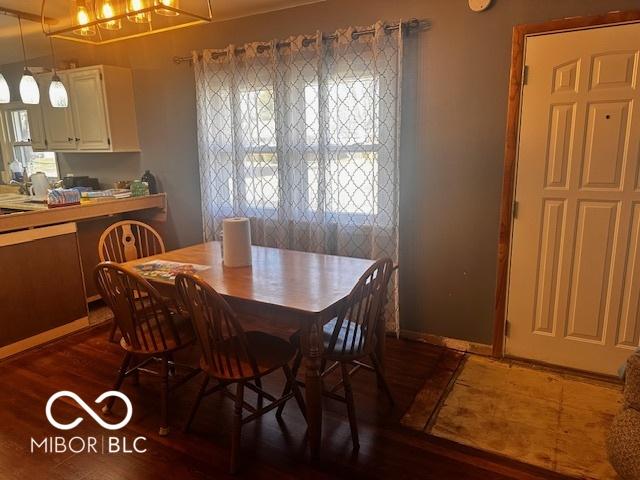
0 102 60 181
232 76 384 224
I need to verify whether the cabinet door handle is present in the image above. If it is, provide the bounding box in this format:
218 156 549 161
68 137 73 142
75 138 80 142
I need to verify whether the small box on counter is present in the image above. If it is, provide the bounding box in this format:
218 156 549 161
61 175 100 190
80 189 132 202
47 189 81 208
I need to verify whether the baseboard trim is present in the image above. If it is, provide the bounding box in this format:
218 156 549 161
87 294 102 303
399 329 493 356
0 317 90 361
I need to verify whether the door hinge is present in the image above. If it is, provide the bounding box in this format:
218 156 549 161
523 65 529 86
512 200 519 219
99 72 103 81
505 320 511 337
107 137 111 146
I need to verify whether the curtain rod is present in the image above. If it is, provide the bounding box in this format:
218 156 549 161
173 18 428 65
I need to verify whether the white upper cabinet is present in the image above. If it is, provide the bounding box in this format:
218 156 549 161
38 72 76 151
35 65 140 153
68 68 110 150
25 104 47 151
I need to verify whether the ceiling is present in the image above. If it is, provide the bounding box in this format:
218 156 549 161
0 0 325 64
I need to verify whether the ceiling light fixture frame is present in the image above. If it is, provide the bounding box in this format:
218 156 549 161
41 0 213 45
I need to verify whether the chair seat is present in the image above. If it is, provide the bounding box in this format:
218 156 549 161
202 331 296 381
290 319 368 358
120 312 195 354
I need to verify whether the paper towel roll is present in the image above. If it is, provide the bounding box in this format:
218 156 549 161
222 217 252 267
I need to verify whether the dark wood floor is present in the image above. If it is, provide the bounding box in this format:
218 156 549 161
0 324 573 480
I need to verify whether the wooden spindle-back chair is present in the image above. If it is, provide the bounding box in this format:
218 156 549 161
175 273 306 474
325 258 394 361
98 221 166 341
94 262 197 436
276 257 395 451
98 220 165 263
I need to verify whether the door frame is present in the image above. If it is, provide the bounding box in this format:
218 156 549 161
493 10 640 357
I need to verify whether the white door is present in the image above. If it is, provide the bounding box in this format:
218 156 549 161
39 73 76 151
68 68 110 151
507 23 640 375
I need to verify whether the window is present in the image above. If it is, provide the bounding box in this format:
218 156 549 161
239 88 279 211
235 76 381 218
323 76 380 217
1 107 59 180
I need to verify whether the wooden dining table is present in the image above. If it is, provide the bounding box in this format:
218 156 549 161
124 241 381 458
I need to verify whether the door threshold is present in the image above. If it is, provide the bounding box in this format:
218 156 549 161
502 354 623 385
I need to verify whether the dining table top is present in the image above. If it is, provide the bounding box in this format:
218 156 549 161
124 241 375 316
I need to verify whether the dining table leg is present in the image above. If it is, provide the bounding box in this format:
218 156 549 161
302 318 323 459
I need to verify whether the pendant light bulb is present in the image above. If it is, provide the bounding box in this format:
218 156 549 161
74 2 96 36
127 0 151 23
48 38 68 108
0 73 10 103
18 17 39 105
98 0 122 30
156 0 180 16
49 74 68 108
20 69 40 105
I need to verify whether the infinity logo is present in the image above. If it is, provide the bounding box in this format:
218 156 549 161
45 391 133 431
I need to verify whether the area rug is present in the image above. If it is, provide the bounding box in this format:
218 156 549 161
405 354 624 479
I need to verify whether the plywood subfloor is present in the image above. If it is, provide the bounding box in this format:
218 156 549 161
430 355 624 479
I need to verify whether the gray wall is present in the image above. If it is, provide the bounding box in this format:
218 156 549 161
22 0 640 343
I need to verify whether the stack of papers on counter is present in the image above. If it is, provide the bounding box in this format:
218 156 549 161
80 189 132 201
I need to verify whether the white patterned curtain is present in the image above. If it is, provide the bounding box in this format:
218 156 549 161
194 21 403 333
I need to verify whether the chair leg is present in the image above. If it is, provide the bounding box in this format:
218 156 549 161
184 375 209 433
230 382 244 475
167 353 176 377
108 320 118 343
320 358 327 375
284 364 307 420
102 352 131 414
291 349 303 378
340 362 359 451
370 353 395 406
275 350 303 419
159 356 170 436
255 377 264 408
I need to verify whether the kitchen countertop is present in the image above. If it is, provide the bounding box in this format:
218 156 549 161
0 193 167 233
0 194 50 212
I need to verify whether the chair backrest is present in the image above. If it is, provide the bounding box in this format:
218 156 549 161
94 262 184 353
326 257 394 358
98 220 165 263
175 273 259 380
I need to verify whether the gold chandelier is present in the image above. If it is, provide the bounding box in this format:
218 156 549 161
41 0 213 45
